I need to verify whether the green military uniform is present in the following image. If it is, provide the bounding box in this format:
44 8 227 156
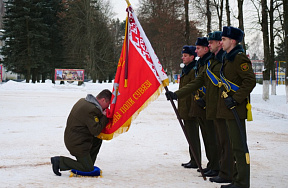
177 51 220 172
175 50 233 179
59 95 109 172
208 50 233 181
178 59 201 167
217 44 256 188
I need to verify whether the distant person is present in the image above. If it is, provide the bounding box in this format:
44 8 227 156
50 89 112 176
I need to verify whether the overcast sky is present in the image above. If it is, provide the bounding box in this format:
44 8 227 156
110 0 139 21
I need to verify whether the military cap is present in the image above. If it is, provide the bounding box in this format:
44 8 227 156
182 45 197 56
195 37 209 47
221 26 244 42
207 31 222 41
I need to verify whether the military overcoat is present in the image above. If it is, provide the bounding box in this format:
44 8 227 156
175 51 223 120
216 45 256 119
182 52 211 118
178 60 197 120
64 97 109 157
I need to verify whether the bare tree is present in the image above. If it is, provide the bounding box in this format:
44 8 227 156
237 0 246 52
225 0 231 26
137 0 200 75
261 0 270 100
184 0 190 44
192 0 212 33
212 0 224 30
284 0 288 102
250 0 285 96
269 0 276 95
206 0 212 33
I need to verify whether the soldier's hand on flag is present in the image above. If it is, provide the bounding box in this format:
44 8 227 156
224 96 238 109
165 91 177 100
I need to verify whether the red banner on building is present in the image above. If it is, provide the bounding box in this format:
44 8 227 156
97 5 169 140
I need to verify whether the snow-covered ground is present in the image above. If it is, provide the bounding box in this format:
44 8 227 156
0 80 287 188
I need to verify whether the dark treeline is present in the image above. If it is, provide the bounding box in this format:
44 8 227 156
1 0 123 83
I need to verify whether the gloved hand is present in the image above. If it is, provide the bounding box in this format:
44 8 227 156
195 98 206 109
165 91 177 100
224 96 238 109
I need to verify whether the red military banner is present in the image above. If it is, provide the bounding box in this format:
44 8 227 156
97 4 169 140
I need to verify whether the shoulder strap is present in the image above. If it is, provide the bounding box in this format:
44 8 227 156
206 61 221 87
198 86 206 95
220 64 239 92
194 61 206 95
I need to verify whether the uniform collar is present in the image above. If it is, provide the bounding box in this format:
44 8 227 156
182 60 197 75
85 94 103 112
198 52 213 66
215 49 225 62
224 45 244 62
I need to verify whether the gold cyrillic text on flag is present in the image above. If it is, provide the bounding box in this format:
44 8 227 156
112 80 152 126
133 80 152 100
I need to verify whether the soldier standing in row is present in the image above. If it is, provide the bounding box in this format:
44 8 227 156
178 45 201 169
206 31 233 184
166 27 255 187
166 33 232 180
193 37 219 177
218 26 256 188
170 37 220 175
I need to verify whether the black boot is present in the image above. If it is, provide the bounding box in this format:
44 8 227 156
197 167 210 173
51 156 61 176
220 183 242 188
209 176 232 183
183 162 198 169
204 169 219 177
181 161 191 166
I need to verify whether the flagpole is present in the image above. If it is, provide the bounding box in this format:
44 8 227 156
123 0 205 180
125 0 131 6
164 86 207 181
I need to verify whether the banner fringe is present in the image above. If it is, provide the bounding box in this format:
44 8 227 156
98 84 164 140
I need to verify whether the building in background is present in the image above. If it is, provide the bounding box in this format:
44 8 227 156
251 60 286 85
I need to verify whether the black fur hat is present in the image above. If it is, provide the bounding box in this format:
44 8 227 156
182 45 197 56
195 37 209 47
207 31 222 41
222 26 244 42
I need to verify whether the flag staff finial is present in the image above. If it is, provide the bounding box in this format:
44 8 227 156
125 0 131 6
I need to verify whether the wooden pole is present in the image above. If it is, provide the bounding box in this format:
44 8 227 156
164 86 206 180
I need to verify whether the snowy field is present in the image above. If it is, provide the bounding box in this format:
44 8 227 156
0 80 287 188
